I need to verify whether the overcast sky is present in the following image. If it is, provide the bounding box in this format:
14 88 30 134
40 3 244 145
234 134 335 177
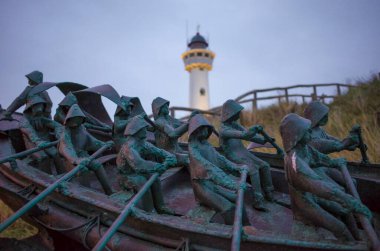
1 0 379 116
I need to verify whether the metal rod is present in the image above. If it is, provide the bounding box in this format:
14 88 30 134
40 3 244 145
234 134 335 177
92 173 160 251
340 164 380 251
0 140 59 164
231 168 248 251
0 142 112 233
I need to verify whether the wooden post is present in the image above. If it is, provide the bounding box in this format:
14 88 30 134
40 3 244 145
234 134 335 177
284 88 289 104
170 108 175 118
337 84 341 96
252 92 257 110
302 96 305 104
312 85 317 101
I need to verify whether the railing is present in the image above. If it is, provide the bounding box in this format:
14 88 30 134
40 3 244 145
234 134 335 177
164 83 354 119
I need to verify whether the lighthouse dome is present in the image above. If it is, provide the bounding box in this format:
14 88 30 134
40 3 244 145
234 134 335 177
188 32 208 49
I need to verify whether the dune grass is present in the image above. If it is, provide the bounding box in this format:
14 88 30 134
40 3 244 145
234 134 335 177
0 200 38 239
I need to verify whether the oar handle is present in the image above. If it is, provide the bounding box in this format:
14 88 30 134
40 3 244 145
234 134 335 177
0 142 113 233
231 168 248 251
259 130 284 156
92 172 160 251
340 164 380 250
0 140 59 165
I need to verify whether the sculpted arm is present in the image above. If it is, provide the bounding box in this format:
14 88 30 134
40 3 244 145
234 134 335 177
190 146 237 190
124 147 161 174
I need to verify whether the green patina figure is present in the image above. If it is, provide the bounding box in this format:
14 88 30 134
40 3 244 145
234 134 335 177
20 95 65 174
219 99 274 211
4 71 52 120
58 104 113 195
116 115 177 214
280 113 371 241
54 92 112 132
303 101 359 154
152 97 190 167
113 96 146 152
188 114 250 225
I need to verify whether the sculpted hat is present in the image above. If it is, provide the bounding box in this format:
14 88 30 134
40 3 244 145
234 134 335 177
58 92 78 107
280 113 311 152
303 101 329 128
152 97 169 119
124 115 149 136
24 95 47 112
188 114 213 138
221 99 244 122
64 104 86 125
115 96 134 116
25 71 43 84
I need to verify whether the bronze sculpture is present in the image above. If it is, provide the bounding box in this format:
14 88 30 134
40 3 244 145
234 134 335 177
188 114 250 225
280 113 371 241
152 97 190 166
304 101 359 154
58 104 113 195
219 99 274 211
116 115 177 214
3 71 52 120
20 95 65 174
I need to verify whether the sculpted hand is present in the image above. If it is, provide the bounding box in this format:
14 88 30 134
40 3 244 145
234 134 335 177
250 125 263 134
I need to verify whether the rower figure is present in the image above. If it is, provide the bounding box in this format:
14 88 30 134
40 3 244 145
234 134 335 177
188 114 250 225
58 104 113 195
219 100 274 211
304 101 359 154
20 95 65 174
152 97 190 167
280 113 371 241
4 71 52 121
54 92 111 132
116 115 177 214
113 96 146 152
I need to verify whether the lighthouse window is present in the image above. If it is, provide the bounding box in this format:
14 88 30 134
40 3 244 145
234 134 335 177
200 88 206 96
189 53 194 57
197 52 202 56
205 53 209 57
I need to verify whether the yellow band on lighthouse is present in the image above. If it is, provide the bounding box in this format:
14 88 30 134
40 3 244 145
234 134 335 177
185 63 212 72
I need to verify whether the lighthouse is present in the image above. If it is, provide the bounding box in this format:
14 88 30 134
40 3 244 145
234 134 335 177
182 31 215 110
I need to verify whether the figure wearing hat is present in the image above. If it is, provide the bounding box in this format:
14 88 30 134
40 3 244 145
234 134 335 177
113 96 146 152
4 71 52 119
188 114 250 225
280 113 371 241
116 115 177 214
303 101 359 154
54 92 111 132
58 104 113 195
152 97 191 166
20 95 65 174
219 99 274 211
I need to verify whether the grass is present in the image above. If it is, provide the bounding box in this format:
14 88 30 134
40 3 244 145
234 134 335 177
0 200 38 239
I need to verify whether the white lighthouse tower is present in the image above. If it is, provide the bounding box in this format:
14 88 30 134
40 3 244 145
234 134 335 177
182 31 215 110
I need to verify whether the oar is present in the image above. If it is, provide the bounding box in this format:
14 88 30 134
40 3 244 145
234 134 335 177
340 164 380 251
0 140 59 165
231 168 248 251
0 142 113 233
259 130 284 157
92 172 160 251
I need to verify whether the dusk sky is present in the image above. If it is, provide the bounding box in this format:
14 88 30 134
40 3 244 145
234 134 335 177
1 0 379 116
